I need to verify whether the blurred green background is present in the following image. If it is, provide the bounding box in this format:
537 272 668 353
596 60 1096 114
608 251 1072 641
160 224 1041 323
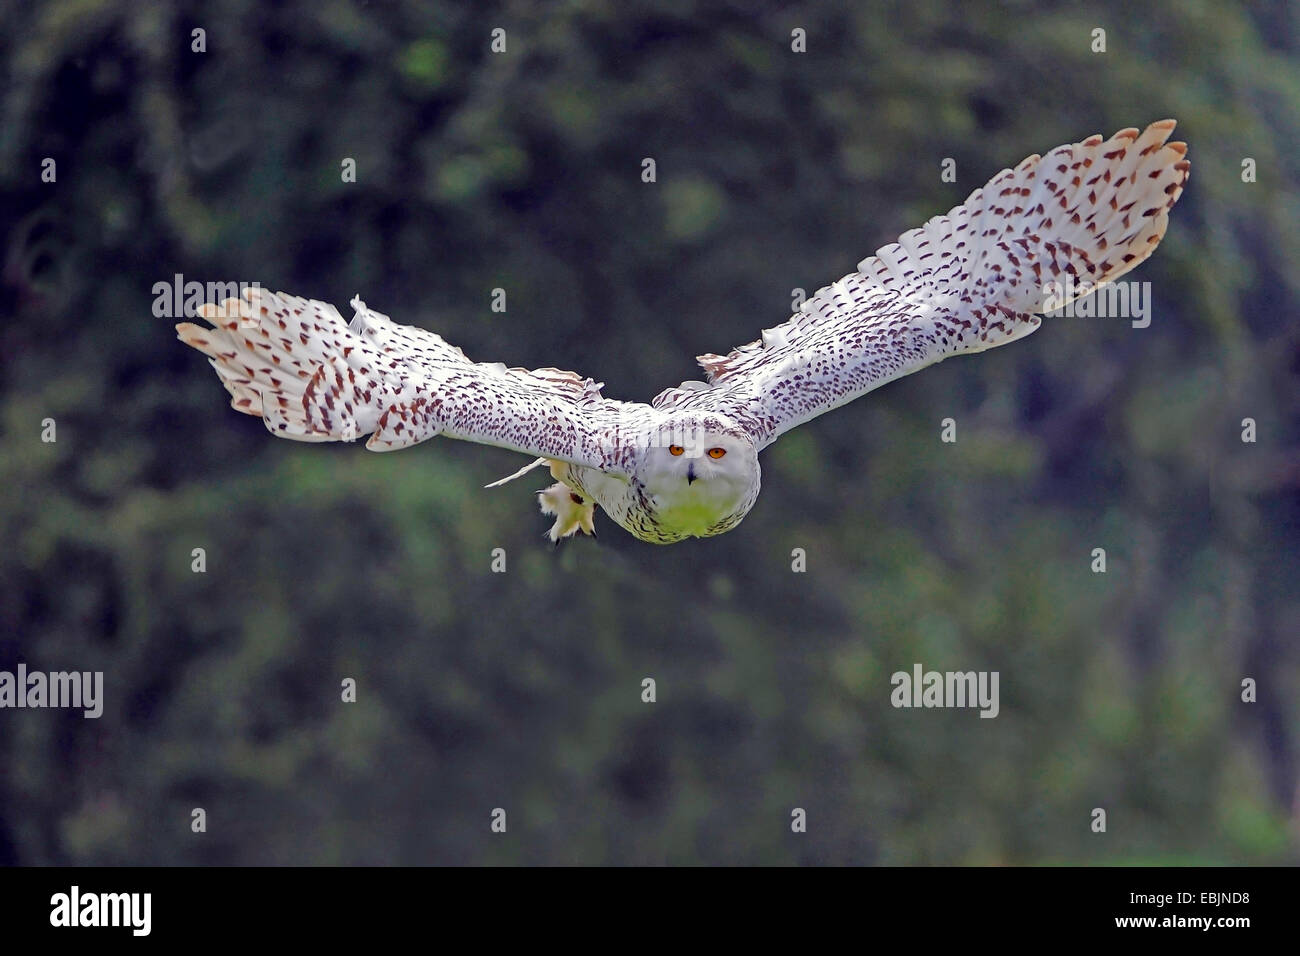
1 0 1297 865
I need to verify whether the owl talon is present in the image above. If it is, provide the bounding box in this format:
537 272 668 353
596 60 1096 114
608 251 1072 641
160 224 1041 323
538 482 597 542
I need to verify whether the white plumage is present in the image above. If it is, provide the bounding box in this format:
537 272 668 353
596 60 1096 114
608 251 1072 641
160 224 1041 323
178 121 1190 544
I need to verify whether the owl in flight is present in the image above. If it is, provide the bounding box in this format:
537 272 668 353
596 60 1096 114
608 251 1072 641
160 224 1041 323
178 121 1189 544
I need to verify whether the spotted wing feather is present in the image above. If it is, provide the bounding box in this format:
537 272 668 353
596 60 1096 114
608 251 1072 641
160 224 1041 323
657 120 1190 448
176 287 656 474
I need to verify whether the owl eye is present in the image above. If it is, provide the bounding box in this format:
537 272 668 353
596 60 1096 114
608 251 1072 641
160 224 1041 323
669 445 685 456
707 447 726 459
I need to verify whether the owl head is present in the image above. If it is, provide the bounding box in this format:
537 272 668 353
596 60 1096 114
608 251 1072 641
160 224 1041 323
636 416 758 530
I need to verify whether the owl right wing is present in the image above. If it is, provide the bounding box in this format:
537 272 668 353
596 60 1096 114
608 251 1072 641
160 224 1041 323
655 120 1190 449
176 288 657 477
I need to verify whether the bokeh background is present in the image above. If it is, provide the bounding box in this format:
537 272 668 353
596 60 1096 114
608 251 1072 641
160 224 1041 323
1 0 1297 865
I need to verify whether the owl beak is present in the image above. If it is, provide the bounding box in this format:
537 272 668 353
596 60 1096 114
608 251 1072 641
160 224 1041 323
687 463 697 484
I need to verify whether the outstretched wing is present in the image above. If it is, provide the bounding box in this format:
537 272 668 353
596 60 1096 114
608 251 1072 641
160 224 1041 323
655 120 1190 449
176 289 655 476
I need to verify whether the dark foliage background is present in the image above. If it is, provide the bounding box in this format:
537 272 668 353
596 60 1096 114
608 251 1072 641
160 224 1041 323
1 0 1297 864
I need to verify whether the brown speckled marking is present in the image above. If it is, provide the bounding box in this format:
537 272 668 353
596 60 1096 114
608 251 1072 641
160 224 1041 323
177 121 1189 544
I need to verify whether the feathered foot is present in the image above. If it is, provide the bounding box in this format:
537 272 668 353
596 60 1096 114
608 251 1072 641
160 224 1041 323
537 482 597 543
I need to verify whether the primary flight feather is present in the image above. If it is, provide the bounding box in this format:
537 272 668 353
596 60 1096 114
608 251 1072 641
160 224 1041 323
177 120 1189 544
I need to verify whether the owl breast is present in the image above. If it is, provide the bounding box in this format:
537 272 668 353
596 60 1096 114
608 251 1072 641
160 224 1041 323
607 476 758 544
563 461 758 544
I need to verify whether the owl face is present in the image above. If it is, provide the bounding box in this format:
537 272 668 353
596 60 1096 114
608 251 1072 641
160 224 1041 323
637 423 758 535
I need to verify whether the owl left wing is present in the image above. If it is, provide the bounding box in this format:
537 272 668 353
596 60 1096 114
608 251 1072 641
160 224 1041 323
655 121 1189 449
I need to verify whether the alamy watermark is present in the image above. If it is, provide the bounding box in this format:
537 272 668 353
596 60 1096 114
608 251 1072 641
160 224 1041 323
50 886 150 936
0 664 103 718
152 274 260 324
1041 278 1151 329
891 663 999 718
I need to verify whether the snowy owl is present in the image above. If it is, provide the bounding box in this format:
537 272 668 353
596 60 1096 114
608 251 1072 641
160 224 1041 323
177 120 1189 544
